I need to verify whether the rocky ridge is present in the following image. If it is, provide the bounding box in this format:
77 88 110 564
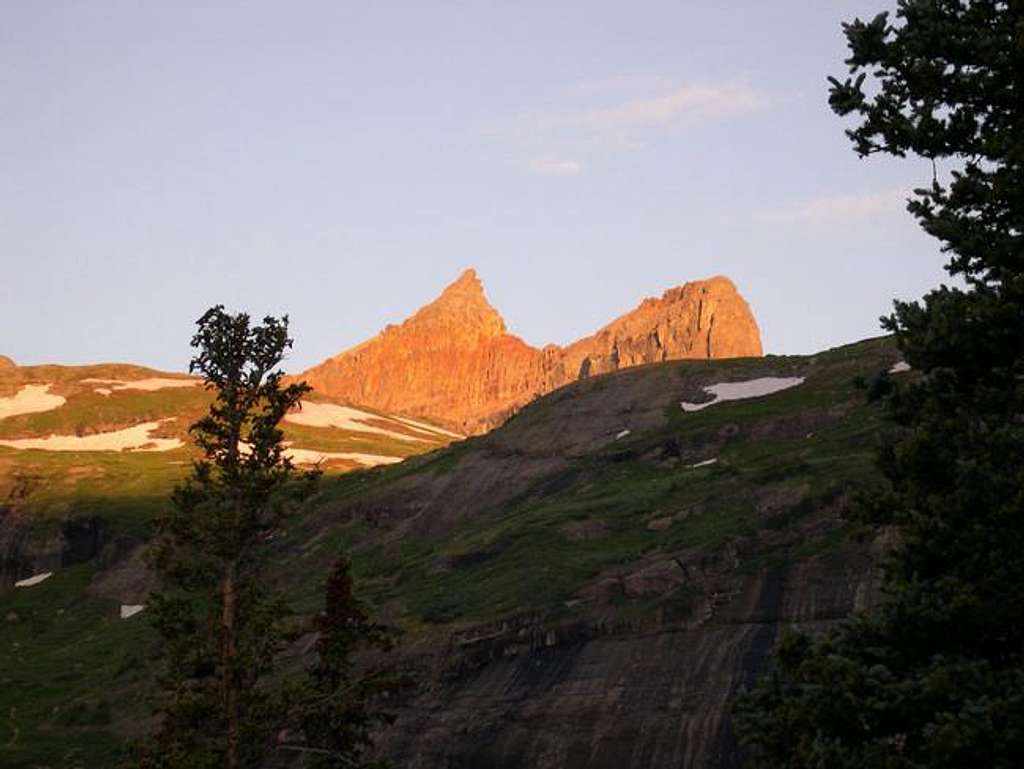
300 270 763 433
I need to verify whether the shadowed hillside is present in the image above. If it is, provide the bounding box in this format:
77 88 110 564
1 335 901 768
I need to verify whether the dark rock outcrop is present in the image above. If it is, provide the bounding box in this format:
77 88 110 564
291 340 898 769
383 557 877 769
0 514 112 586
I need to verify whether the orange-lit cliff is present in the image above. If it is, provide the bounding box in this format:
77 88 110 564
299 269 763 434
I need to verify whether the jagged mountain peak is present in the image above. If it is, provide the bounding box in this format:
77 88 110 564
441 268 485 298
408 268 506 336
300 270 763 434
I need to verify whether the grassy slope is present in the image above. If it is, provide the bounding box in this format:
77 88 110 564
0 364 455 767
0 564 153 768
0 363 453 528
273 338 894 630
0 338 898 767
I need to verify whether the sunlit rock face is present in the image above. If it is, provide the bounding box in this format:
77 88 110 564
299 269 763 434
0 355 15 369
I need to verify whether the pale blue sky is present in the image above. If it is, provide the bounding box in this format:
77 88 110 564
1 1 945 372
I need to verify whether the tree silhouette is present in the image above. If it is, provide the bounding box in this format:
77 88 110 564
737 3 1024 767
137 306 316 769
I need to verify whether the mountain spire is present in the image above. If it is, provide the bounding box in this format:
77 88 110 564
413 268 507 336
300 273 762 434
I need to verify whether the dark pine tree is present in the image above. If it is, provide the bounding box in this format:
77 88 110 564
136 306 317 769
136 307 405 769
279 558 408 769
736 3 1024 768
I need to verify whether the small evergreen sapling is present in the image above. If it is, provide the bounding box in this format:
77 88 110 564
279 558 407 769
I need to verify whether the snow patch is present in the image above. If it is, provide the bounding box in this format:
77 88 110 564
0 420 182 452
285 402 435 443
0 384 67 420
120 604 145 619
681 377 805 412
688 458 718 469
239 440 404 468
392 414 463 439
15 572 53 587
615 429 631 440
82 377 200 393
889 361 911 374
284 447 404 468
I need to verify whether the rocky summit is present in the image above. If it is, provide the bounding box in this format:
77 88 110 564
0 355 15 369
299 269 763 434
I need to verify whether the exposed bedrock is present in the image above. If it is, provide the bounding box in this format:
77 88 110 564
381 554 878 769
299 270 763 434
0 514 121 586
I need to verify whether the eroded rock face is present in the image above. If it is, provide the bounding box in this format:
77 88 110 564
0 355 15 369
0 514 112 586
382 558 877 769
299 270 762 434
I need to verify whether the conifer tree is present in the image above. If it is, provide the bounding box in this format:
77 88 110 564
736 3 1024 767
138 306 316 769
281 558 405 769
137 307 405 769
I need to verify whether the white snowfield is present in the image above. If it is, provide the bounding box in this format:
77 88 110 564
0 384 67 420
285 402 451 443
681 377 806 412
238 439 404 468
82 377 200 394
889 361 911 374
392 414 463 439
0 425 401 465
0 420 183 452
284 447 404 468
120 604 145 619
15 572 53 587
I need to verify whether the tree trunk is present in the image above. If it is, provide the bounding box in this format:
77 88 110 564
222 559 239 769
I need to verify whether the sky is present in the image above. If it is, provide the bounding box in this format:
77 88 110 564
1 1 950 373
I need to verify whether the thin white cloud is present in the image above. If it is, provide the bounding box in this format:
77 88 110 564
568 82 767 132
758 189 909 224
529 158 581 176
482 78 769 165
